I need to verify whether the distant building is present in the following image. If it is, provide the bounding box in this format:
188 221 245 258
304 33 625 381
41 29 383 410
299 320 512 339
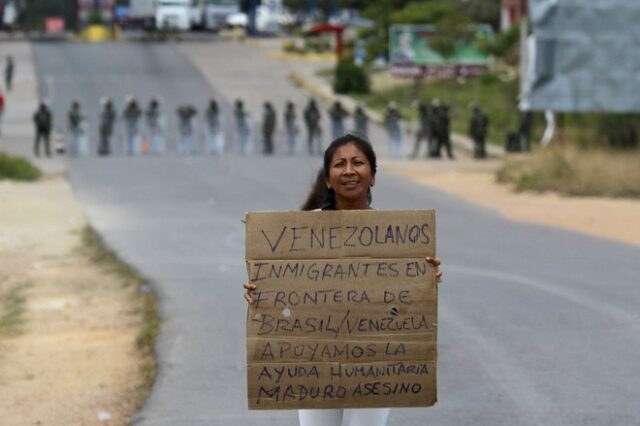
501 0 527 31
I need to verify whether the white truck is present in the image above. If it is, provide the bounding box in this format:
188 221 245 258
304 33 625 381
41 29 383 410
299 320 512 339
130 0 191 32
190 0 239 32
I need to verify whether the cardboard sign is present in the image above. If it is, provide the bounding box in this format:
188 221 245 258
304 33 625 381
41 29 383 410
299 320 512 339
246 210 437 410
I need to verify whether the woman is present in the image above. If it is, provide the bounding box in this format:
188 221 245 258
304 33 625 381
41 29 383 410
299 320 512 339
244 132 442 426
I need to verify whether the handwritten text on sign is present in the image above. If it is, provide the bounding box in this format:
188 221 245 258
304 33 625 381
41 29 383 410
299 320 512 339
245 210 437 410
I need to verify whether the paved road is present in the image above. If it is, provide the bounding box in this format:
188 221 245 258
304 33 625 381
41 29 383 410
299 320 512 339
32 41 640 425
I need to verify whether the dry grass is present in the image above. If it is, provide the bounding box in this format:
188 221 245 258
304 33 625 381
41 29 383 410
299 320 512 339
81 226 160 397
497 146 640 198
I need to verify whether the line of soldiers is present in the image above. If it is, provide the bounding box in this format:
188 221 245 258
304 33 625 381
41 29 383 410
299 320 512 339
33 96 489 159
32 97 225 157
234 98 370 156
410 99 489 160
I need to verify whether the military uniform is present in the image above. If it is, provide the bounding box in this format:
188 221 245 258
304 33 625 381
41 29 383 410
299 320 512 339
353 106 369 136
33 103 52 157
284 102 299 155
303 100 321 155
99 101 116 156
469 107 489 159
123 100 142 155
177 105 197 154
262 102 276 155
328 101 348 140
205 100 223 155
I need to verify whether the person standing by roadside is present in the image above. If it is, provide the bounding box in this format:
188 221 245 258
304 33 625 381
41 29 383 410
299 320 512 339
303 98 321 155
469 105 489 159
328 100 348 140
68 101 86 156
4 55 14 92
33 101 52 157
234 99 251 155
439 104 454 159
262 101 276 155
428 99 442 157
411 101 430 158
177 105 197 154
284 101 299 155
98 98 116 156
0 90 4 136
384 101 403 158
353 105 369 136
145 98 165 154
123 97 142 155
244 132 443 426
205 99 223 155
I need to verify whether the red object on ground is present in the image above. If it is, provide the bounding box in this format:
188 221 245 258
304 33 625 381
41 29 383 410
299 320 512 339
306 23 346 59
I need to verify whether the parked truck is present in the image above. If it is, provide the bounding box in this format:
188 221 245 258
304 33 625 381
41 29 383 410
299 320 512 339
130 0 191 32
189 0 239 32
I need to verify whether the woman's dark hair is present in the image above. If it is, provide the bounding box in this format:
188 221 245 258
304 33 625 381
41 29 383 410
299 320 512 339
301 132 377 211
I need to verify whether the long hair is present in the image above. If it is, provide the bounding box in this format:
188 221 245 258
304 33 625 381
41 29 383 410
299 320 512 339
300 132 377 211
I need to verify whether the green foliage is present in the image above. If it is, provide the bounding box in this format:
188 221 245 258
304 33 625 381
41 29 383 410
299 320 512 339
477 22 519 62
87 9 104 26
0 152 41 181
334 59 370 94
391 1 453 25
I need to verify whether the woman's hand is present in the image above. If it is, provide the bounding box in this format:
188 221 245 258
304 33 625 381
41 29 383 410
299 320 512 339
426 256 443 284
244 282 257 304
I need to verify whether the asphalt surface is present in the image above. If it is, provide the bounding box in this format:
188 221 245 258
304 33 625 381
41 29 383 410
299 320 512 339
31 40 640 425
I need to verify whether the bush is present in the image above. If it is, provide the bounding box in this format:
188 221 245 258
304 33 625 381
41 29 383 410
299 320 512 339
333 59 370 94
496 145 640 198
0 152 41 181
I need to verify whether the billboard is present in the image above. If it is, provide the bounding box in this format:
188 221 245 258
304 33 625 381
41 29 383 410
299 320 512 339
389 24 492 78
521 0 640 112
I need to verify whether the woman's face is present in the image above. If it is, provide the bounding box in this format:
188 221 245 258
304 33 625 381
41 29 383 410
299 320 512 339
326 142 375 208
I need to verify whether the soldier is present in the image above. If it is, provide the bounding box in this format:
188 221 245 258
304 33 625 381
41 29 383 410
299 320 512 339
384 101 403 158
428 99 442 157
4 55 14 92
176 105 197 154
303 98 321 155
33 101 52 157
234 99 251 155
98 98 116 156
518 109 532 151
262 102 276 155
469 105 489 159
439 104 454 159
353 105 369 136
328 100 348 140
67 101 85 156
411 101 430 158
0 90 4 135
122 97 142 155
205 99 223 155
283 101 299 155
145 98 164 154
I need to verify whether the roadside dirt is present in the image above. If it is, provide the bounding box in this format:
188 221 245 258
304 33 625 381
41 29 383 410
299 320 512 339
0 176 152 426
382 158 640 247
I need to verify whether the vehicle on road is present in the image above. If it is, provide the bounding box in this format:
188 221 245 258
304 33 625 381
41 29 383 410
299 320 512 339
190 0 239 32
130 0 191 32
